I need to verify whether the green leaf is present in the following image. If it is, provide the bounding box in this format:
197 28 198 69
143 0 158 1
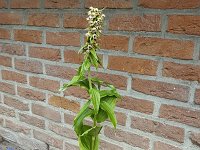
79 136 90 150
89 88 100 114
81 125 102 137
100 101 117 128
93 136 99 150
89 53 98 68
96 108 108 123
90 49 98 60
100 89 120 98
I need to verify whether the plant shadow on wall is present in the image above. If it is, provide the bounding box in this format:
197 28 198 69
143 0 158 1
60 7 121 150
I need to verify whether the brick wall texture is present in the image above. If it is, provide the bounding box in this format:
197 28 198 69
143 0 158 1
0 0 200 150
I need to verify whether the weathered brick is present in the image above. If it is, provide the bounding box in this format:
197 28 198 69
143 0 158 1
0 55 12 67
159 104 200 128
108 56 158 76
64 86 89 99
139 0 200 9
33 130 63 149
134 37 194 60
132 79 189 102
48 122 77 139
168 15 200 36
163 62 200 82
44 0 80 8
109 14 161 32
64 50 84 64
15 58 43 74
29 46 61 61
46 32 80 46
100 140 123 150
154 141 181 150
1 43 25 55
64 113 75 125
65 142 79 150
17 86 45 101
10 0 40 8
190 132 200 147
104 126 149 149
99 35 129 52
19 113 45 129
0 105 15 117
0 28 10 39
0 82 15 95
131 117 184 143
14 29 42 43
2 70 27 83
29 76 60 93
5 119 31 135
85 0 132 8
4 95 29 111
117 96 154 114
0 118 3 126
92 72 127 90
45 64 76 79
0 0 6 8
0 12 23 25
48 95 80 113
32 103 61 122
115 112 127 126
64 14 87 29
28 13 59 27
195 89 200 105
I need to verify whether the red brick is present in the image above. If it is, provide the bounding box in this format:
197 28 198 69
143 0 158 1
0 28 10 39
17 86 45 101
132 79 189 102
32 103 61 122
14 29 42 43
64 14 87 29
29 46 61 61
1 44 25 55
139 0 200 9
4 96 29 111
0 118 3 126
168 15 200 36
85 0 132 8
159 104 200 128
92 72 127 90
154 141 181 150
33 130 63 149
0 82 15 95
131 117 184 143
0 55 12 67
64 50 84 64
5 119 31 135
100 140 123 150
109 14 161 32
48 122 77 139
15 58 43 74
134 37 194 60
108 56 158 76
190 132 200 147
0 105 15 117
10 0 40 8
99 35 129 52
64 143 79 150
0 0 6 8
48 95 80 113
117 96 154 114
0 12 23 25
45 64 76 79
115 112 127 126
44 0 80 8
104 126 149 149
163 62 200 82
29 76 60 93
64 86 89 99
19 113 45 129
46 32 80 46
2 70 27 84
195 89 200 105
28 13 59 27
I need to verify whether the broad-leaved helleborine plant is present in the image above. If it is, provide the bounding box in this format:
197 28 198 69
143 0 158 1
60 7 121 150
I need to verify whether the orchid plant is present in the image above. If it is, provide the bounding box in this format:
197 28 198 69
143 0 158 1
60 7 121 150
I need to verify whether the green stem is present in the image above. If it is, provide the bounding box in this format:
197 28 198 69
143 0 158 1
88 67 92 89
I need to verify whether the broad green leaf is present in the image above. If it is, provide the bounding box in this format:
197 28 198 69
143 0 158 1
81 126 102 137
79 136 90 150
100 101 117 128
89 88 100 114
96 109 108 123
90 49 98 60
89 54 98 68
100 89 120 98
93 136 99 150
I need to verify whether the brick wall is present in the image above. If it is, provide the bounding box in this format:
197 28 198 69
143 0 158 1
0 0 200 150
